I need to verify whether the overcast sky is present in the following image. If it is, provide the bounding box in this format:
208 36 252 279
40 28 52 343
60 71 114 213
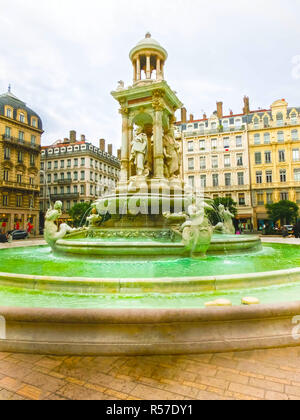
0 0 299 153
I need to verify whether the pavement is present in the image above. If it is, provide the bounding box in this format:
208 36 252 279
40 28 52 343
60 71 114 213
0 236 299 400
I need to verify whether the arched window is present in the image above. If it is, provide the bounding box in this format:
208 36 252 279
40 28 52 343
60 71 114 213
291 112 298 124
263 116 269 127
253 117 260 128
276 113 284 127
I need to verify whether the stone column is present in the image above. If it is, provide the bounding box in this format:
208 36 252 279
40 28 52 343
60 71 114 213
153 110 164 179
156 58 161 80
120 109 129 184
161 62 165 80
146 55 151 79
136 57 141 81
133 60 137 82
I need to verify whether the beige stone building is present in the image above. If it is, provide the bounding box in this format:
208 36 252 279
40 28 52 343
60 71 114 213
40 132 120 223
177 99 253 229
0 88 43 234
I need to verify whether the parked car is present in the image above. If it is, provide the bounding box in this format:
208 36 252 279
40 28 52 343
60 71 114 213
283 225 294 234
7 230 28 240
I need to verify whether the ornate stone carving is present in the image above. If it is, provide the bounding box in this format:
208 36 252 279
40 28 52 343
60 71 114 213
44 201 78 248
152 89 164 111
130 128 148 176
87 207 103 228
163 129 181 179
214 204 235 235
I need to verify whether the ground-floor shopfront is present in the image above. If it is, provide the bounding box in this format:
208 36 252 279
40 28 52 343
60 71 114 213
0 208 39 236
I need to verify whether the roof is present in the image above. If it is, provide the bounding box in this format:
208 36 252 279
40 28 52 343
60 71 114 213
129 33 168 61
0 90 43 130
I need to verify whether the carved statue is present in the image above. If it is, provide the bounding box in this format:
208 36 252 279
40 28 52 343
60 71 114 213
130 128 148 176
44 201 77 248
87 207 103 228
116 80 125 91
215 204 235 235
163 129 181 179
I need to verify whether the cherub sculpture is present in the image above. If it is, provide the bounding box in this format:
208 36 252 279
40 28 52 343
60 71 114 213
44 201 77 248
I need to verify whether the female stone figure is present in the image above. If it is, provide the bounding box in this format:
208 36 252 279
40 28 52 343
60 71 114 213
218 204 235 235
44 201 76 249
130 128 148 176
163 129 181 179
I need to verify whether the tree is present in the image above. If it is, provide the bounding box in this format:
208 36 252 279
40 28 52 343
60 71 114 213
266 200 299 225
206 197 238 226
69 202 92 227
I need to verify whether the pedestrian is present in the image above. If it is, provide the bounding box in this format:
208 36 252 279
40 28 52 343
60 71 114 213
282 226 289 238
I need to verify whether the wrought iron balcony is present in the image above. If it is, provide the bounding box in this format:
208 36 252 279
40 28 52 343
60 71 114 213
2 135 41 152
0 180 39 191
50 193 80 201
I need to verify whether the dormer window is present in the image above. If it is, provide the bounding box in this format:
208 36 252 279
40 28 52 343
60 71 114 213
20 113 25 123
6 108 12 118
32 118 37 128
276 113 284 127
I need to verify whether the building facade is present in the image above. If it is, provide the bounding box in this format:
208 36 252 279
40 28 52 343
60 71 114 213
178 100 253 230
178 97 300 231
248 99 300 230
40 132 120 223
0 88 43 234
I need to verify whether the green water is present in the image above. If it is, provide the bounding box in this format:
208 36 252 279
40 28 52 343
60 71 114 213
0 243 299 279
0 243 299 309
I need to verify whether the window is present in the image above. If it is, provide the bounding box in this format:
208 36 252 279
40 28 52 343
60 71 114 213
67 159 71 168
67 186 71 194
2 195 8 206
200 175 206 188
264 133 270 144
188 176 194 188
237 154 243 166
279 150 286 162
212 174 219 187
277 131 284 142
54 161 58 169
67 201 71 211
255 152 262 165
16 196 22 207
80 185 84 195
31 135 36 145
294 169 300 182
265 151 272 164
225 173 231 186
236 136 242 148
60 186 64 195
18 151 23 163
47 174 51 183
280 169 287 183
74 186 78 194
223 137 230 149
291 113 298 124
60 160 65 169
212 156 218 169
200 156 206 170
224 155 231 168
266 171 273 183
19 113 25 123
54 173 58 182
266 193 273 204
4 147 10 160
5 127 11 137
239 194 245 206
81 158 85 166
81 171 85 181
90 171 94 181
236 119 242 129
60 173 64 181
254 134 261 145
293 149 300 162
238 172 244 186
47 162 52 170
30 155 35 166
256 171 263 184
32 118 37 128
74 172 78 181
188 142 194 152
3 170 9 181
211 139 217 150
280 192 288 201
18 131 24 141
67 172 71 180
223 120 229 131
257 193 264 205
6 108 11 118
74 158 78 167
188 158 194 170
263 116 269 127
199 140 205 151
292 130 299 141
253 117 260 129
276 113 284 127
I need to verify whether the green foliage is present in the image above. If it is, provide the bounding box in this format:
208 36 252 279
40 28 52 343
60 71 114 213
69 202 92 227
266 200 299 225
206 197 237 226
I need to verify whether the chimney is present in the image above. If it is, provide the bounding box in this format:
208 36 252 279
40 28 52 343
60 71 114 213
70 130 76 143
117 149 121 160
80 134 86 142
230 110 233 116
203 113 207 120
108 144 113 155
99 139 105 152
243 96 250 114
181 107 187 123
64 137 69 144
216 101 223 119
189 114 194 122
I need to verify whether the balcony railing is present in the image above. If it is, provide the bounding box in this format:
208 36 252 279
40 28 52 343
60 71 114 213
57 179 72 185
50 193 80 201
184 125 246 138
0 180 39 191
2 135 41 152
